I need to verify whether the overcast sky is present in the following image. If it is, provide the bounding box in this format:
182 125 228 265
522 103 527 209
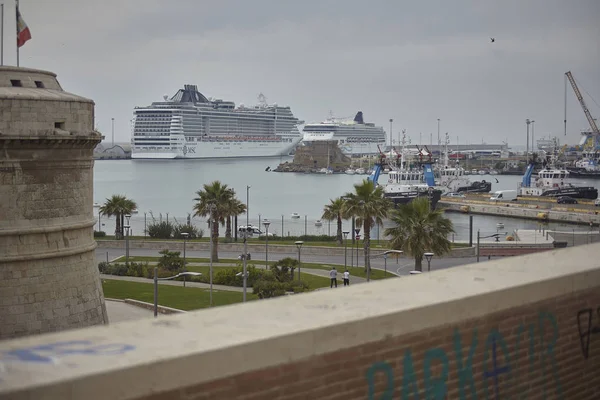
4 0 600 147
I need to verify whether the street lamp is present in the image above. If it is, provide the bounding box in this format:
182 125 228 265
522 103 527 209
207 203 216 306
354 228 361 269
342 231 349 270
382 250 404 277
125 214 131 265
476 230 502 262
153 269 202 317
181 232 189 287
526 119 531 162
263 220 271 269
243 186 250 302
295 241 304 280
424 252 434 272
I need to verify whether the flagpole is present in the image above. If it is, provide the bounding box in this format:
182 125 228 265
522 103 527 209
15 0 18 67
1 3 4 66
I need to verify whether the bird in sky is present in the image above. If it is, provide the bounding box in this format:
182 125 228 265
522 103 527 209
490 37 495 43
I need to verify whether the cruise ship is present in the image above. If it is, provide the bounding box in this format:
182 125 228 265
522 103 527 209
301 112 386 155
131 85 303 159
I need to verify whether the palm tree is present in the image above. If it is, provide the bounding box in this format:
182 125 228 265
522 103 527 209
321 197 346 245
99 195 137 239
342 180 392 277
224 198 246 241
193 181 236 262
384 197 454 272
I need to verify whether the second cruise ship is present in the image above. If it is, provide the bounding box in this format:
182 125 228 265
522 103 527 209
301 112 387 156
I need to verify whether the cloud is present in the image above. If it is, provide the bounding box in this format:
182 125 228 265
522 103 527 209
6 0 600 145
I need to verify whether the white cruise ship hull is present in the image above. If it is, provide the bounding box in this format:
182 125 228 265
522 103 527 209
132 135 302 159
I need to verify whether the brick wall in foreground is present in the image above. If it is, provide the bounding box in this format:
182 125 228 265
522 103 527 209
143 288 600 400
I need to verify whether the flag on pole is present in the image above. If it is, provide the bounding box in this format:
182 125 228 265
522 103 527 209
16 6 31 48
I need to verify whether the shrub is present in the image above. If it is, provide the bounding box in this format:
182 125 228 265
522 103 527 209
157 249 184 272
127 262 149 278
253 280 287 299
148 221 175 239
173 224 203 239
94 231 107 238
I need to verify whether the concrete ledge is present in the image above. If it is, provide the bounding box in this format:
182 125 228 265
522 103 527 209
1 244 599 399
123 299 186 315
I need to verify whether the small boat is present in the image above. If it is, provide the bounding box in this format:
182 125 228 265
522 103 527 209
496 223 504 229
315 220 323 227
345 168 355 175
355 167 366 175
291 213 300 219
131 208 139 214
93 202 101 208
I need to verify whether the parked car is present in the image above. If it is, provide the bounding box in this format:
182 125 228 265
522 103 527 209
557 196 578 204
444 192 466 198
595 198 600 207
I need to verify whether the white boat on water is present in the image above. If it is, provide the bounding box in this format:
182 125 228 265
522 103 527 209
93 202 101 208
291 213 300 219
355 167 366 175
345 168 356 175
315 220 323 227
131 88 303 159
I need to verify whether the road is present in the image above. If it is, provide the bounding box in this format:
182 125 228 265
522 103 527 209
96 246 500 276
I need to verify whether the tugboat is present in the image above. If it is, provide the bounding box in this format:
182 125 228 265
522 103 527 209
367 133 442 209
518 142 598 199
435 133 492 194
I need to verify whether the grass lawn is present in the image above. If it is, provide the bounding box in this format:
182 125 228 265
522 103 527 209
111 256 395 280
102 279 257 311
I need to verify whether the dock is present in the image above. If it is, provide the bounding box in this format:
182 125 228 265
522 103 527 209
439 194 600 226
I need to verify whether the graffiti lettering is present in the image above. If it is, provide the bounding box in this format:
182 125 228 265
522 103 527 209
0 340 135 364
577 307 600 360
365 311 562 399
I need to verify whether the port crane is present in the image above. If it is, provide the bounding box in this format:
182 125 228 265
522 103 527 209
565 71 599 151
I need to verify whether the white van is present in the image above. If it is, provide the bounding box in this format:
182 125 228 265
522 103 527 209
490 190 517 202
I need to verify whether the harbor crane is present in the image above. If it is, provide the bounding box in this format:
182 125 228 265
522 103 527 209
565 71 599 136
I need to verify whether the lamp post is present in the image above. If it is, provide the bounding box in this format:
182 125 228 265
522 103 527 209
424 252 434 272
381 250 403 276
181 232 189 287
263 220 271 269
437 118 440 148
295 241 304 281
124 214 131 265
476 231 502 262
354 227 361 269
526 119 531 162
208 203 216 306
383 253 388 276
389 118 393 149
531 120 535 155
111 117 115 147
243 186 250 302
153 269 202 317
343 231 349 270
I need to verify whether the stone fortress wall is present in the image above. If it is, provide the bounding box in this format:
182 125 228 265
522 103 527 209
0 66 108 339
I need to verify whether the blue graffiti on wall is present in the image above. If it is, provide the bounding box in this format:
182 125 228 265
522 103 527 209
366 311 562 400
0 340 135 364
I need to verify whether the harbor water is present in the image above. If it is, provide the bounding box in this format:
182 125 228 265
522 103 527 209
94 158 600 240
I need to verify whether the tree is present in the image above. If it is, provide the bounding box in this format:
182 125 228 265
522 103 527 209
224 198 246 241
384 197 454 271
193 181 238 262
321 197 346 245
99 195 137 239
342 180 392 277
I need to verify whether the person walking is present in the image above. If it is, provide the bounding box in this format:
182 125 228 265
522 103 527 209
329 267 338 288
343 270 350 286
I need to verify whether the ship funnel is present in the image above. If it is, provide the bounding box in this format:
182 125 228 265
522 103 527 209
353 111 364 124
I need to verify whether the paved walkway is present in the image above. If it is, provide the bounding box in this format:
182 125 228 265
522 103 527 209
303 268 367 283
105 300 154 323
100 274 244 292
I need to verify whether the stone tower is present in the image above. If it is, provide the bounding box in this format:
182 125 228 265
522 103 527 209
0 66 108 339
